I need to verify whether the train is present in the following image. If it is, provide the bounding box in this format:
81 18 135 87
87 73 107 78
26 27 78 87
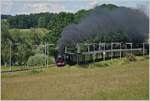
54 43 149 66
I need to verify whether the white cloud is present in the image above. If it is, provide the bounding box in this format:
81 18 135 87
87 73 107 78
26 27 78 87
1 0 13 14
17 3 49 14
17 2 66 14
49 3 65 13
89 0 98 7
28 3 50 13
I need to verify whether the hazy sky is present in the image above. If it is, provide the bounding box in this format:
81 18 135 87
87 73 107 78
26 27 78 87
1 0 149 15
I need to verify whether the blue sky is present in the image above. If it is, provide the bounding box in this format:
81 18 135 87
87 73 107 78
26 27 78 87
1 0 149 15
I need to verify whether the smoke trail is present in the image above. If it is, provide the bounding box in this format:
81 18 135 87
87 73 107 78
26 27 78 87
58 5 149 51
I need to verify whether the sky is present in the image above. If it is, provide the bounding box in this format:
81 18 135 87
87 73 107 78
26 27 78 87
1 0 149 15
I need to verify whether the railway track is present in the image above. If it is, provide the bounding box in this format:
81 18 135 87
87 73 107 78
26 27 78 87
1 64 55 74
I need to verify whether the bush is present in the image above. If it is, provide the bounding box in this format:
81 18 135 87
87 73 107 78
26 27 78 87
27 54 54 66
125 53 137 62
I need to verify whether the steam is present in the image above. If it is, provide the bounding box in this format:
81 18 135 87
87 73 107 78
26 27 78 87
58 5 149 51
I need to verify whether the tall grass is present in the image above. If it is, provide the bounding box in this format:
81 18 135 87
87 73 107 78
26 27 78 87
1 57 149 100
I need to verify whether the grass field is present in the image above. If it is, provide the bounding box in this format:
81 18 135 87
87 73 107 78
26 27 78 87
1 56 149 100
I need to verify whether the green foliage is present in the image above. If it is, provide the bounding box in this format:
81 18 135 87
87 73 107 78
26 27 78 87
7 13 53 28
46 12 75 43
1 20 11 42
1 15 12 19
1 43 10 65
1 27 51 66
31 28 42 45
33 45 45 54
27 54 54 66
9 28 48 45
27 54 47 66
7 28 48 65
38 16 46 28
48 56 55 64
74 9 90 23
1 20 12 65
101 4 118 10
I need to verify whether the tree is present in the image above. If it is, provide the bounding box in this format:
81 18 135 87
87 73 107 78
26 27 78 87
1 20 12 65
38 16 46 28
46 12 74 43
31 28 41 45
74 9 89 23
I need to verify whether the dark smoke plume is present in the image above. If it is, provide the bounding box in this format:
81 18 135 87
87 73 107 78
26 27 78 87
58 5 149 51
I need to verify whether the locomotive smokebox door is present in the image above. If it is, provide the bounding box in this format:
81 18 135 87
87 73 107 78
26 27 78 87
56 54 65 67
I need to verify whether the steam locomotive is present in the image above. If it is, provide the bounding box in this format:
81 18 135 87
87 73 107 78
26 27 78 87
54 52 76 66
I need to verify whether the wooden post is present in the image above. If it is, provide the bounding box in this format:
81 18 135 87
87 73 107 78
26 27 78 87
83 54 85 64
65 46 67 53
98 43 101 59
76 43 80 64
98 43 99 59
126 43 132 55
99 43 101 51
93 44 96 62
125 43 127 55
88 44 90 52
77 43 80 54
45 42 47 67
131 43 133 54
103 43 106 61
143 43 145 55
47 42 48 67
77 54 78 65
9 40 12 71
111 43 113 60
120 43 121 59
